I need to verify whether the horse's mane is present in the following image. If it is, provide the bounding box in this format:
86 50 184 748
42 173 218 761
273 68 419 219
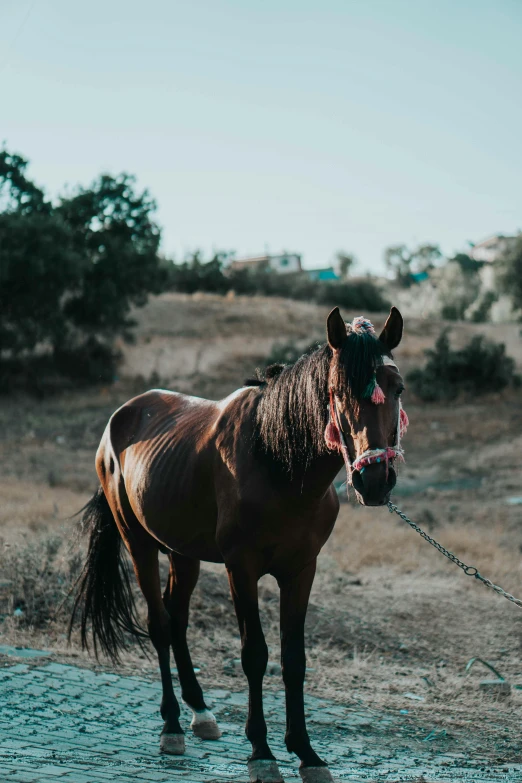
253 331 388 470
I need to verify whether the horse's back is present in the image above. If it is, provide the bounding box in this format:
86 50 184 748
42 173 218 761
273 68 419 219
96 386 256 560
108 388 216 454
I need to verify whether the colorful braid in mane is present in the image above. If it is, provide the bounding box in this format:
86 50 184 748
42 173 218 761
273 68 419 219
348 317 386 404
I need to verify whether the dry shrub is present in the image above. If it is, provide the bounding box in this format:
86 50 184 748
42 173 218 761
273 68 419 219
0 533 82 628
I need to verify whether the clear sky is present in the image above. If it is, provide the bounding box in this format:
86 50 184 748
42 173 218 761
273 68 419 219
1 0 521 272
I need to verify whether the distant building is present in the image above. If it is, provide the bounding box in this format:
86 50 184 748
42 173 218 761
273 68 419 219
305 266 339 282
409 270 429 283
468 234 517 294
469 234 517 264
228 253 302 275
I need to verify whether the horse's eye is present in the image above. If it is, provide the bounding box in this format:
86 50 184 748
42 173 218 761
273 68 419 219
395 385 405 398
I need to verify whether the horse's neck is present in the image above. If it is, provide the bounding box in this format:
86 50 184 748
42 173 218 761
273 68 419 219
299 451 345 497
272 444 344 500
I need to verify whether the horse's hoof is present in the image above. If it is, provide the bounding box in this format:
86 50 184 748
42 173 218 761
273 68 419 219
160 733 185 755
190 708 222 740
299 767 335 783
248 758 284 783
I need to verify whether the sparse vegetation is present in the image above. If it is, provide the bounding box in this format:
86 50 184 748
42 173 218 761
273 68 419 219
497 233 522 317
407 331 519 401
0 534 82 628
1 294 522 761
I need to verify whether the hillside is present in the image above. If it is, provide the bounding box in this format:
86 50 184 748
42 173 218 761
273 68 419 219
1 292 522 762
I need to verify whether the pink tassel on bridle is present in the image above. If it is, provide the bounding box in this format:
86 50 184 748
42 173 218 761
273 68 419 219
371 383 385 404
324 419 341 451
324 388 342 451
399 406 409 438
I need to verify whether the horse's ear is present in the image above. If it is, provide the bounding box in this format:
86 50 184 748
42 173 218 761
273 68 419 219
379 306 403 351
326 307 347 350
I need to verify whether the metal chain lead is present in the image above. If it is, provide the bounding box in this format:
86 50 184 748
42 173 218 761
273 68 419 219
387 501 522 609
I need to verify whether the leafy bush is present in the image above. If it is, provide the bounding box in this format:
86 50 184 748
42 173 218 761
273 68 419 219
497 234 522 317
166 254 230 295
168 256 389 312
467 290 498 323
315 279 389 311
53 337 122 384
437 262 481 322
407 331 519 401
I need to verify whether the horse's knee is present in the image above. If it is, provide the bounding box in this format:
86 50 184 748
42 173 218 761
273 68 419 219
148 610 172 649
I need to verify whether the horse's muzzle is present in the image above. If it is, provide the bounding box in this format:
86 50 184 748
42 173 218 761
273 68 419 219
351 464 396 506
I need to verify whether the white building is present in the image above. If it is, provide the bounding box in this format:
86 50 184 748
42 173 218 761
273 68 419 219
471 234 519 321
228 253 302 275
469 234 517 264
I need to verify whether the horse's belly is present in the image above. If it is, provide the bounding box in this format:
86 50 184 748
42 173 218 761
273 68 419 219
162 531 224 563
121 450 222 561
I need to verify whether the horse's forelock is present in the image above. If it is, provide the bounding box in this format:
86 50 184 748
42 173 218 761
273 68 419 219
334 330 388 402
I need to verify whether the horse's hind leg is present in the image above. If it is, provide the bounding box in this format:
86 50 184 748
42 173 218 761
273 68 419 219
130 544 185 755
164 552 221 740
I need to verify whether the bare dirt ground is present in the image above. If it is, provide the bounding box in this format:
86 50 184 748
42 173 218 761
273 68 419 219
1 293 522 773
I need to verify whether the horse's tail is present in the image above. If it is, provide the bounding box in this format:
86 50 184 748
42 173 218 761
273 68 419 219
69 486 147 662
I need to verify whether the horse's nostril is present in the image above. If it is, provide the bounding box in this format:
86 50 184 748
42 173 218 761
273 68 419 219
352 464 396 504
351 470 365 494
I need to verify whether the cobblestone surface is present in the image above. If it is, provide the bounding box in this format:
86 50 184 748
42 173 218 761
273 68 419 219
0 659 520 782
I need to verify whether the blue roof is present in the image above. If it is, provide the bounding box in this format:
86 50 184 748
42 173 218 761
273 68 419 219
306 267 339 281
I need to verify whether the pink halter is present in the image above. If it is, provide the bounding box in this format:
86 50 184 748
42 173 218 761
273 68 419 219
324 317 408 489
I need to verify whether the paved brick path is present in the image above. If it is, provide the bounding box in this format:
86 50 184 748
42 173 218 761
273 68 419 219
0 658 520 782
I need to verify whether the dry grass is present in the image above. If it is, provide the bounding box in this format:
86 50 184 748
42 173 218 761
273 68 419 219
0 479 84 538
328 502 522 582
0 532 82 630
2 292 522 759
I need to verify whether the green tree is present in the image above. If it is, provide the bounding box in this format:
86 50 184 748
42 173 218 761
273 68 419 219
384 244 413 286
0 210 78 354
0 149 48 215
0 148 166 385
335 251 356 278
413 243 442 273
57 173 164 340
497 234 522 315
384 242 442 286
451 252 483 275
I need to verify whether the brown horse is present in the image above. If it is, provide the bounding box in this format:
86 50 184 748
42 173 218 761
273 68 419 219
71 306 405 783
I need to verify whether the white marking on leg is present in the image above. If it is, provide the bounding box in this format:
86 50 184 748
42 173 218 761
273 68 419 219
190 707 222 740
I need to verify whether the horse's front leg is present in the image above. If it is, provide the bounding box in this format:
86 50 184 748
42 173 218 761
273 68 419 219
228 561 284 783
279 559 334 783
